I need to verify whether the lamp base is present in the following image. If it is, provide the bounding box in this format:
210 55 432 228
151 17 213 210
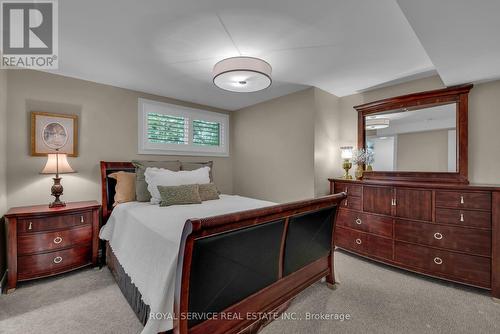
49 199 66 208
49 177 66 208
342 160 353 180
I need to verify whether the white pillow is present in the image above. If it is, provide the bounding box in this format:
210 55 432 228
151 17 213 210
144 166 211 204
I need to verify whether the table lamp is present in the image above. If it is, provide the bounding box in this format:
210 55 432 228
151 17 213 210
40 152 75 208
340 146 353 179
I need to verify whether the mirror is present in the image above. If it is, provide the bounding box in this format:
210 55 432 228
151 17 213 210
355 84 472 184
365 103 457 172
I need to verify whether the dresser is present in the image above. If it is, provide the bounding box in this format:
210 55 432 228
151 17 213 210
329 179 500 298
5 201 101 292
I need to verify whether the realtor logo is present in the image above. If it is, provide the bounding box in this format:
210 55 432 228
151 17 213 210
1 0 58 69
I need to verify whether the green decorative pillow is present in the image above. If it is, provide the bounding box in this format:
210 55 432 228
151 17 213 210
198 183 220 201
132 160 181 202
157 184 202 207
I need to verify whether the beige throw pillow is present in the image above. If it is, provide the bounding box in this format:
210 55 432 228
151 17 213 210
109 171 136 206
198 183 220 201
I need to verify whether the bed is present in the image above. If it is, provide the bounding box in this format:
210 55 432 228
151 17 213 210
99 161 346 334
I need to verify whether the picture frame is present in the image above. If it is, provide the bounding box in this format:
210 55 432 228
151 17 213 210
31 111 78 157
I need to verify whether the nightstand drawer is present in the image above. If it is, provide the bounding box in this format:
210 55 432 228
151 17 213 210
18 244 91 280
17 211 92 234
17 225 93 255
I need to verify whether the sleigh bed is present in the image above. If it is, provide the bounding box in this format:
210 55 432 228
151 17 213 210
99 161 345 334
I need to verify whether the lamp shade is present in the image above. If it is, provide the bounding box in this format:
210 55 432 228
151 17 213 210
213 57 272 92
41 153 75 174
340 146 353 160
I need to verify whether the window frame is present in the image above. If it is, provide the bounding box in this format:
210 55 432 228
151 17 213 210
138 98 229 157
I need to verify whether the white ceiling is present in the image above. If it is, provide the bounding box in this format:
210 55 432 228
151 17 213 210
397 0 500 86
49 0 499 110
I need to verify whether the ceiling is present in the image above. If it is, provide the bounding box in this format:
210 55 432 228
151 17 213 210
49 0 499 110
397 0 500 86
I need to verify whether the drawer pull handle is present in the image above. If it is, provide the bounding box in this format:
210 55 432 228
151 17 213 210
80 216 84 223
355 238 362 245
53 237 63 244
28 222 33 230
344 187 348 194
434 232 443 240
355 218 362 225
345 199 348 207
433 257 443 265
53 256 63 264
391 198 397 206
460 213 464 222
460 196 464 204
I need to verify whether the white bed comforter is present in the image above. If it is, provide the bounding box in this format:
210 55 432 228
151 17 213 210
99 195 275 334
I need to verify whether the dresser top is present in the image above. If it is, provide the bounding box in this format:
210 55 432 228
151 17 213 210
328 178 500 192
5 201 100 218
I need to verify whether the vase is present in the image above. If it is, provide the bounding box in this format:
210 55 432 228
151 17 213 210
355 165 364 180
365 164 373 172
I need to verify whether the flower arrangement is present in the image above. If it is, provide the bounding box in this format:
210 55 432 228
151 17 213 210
351 148 366 165
350 148 375 178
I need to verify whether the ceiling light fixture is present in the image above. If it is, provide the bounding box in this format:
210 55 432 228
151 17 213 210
366 118 390 130
213 57 272 92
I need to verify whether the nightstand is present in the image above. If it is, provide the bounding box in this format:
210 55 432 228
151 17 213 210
4 201 101 293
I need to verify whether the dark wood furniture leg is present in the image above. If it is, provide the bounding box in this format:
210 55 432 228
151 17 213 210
325 252 337 290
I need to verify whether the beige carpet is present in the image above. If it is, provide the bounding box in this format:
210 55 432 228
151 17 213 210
1 251 499 334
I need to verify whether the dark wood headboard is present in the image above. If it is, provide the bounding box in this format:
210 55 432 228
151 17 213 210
100 161 135 222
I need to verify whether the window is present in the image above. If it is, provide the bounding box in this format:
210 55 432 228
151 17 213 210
138 99 229 156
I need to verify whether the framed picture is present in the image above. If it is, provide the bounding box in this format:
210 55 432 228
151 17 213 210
31 112 78 157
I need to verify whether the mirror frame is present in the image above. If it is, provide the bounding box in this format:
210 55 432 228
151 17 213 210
355 84 473 184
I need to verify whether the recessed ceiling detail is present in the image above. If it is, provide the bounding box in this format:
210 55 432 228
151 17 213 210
213 57 272 92
47 0 500 110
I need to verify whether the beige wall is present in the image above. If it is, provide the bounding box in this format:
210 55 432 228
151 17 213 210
0 70 7 216
0 69 6 280
469 79 500 184
232 88 316 203
3 70 500 210
5 70 233 208
232 75 500 203
314 88 341 196
396 129 449 172
339 75 500 185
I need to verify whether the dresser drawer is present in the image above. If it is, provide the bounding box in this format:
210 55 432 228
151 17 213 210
17 211 92 234
17 225 92 255
334 183 362 197
340 196 362 211
337 209 393 238
435 208 491 229
394 241 491 287
435 191 491 211
335 227 392 261
394 220 491 256
18 244 91 280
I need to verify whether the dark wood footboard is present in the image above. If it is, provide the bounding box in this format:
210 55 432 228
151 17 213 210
100 161 346 334
174 194 346 334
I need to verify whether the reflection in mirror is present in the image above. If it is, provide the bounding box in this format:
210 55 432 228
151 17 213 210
365 103 457 172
